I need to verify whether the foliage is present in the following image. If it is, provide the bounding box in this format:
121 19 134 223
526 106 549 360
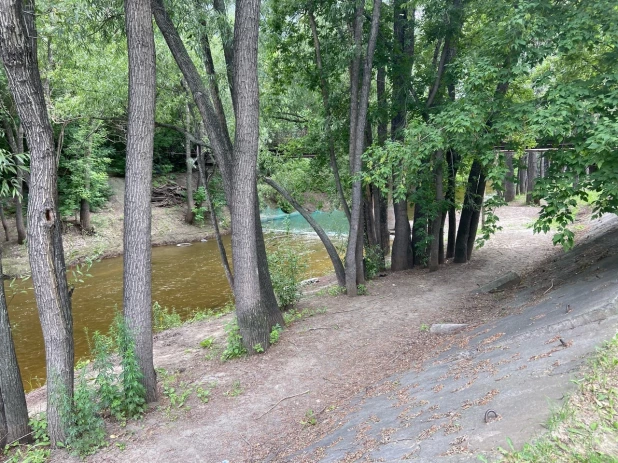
152 301 182 332
220 317 247 361
57 122 112 218
0 149 28 198
267 236 308 310
2 415 50 463
191 186 208 226
269 323 283 345
90 330 123 420
65 370 106 456
364 245 383 280
114 314 147 419
356 284 367 296
300 409 317 427
199 337 215 349
223 380 243 397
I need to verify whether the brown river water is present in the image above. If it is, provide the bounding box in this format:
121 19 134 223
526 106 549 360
8 234 337 391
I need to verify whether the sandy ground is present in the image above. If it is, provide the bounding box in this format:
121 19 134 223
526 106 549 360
2 176 218 277
21 198 591 463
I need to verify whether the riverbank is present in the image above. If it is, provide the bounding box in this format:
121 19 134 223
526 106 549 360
2 177 222 277
17 200 611 463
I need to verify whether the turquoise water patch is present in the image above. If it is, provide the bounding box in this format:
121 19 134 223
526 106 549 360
260 207 349 236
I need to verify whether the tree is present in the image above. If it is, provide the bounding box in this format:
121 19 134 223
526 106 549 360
152 0 285 351
0 248 30 444
0 150 30 445
0 0 73 445
344 0 382 296
123 0 158 402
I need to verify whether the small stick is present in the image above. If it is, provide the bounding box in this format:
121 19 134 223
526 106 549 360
256 390 310 420
543 279 554 294
484 409 498 423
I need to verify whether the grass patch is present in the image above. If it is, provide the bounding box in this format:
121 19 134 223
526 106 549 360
492 333 618 462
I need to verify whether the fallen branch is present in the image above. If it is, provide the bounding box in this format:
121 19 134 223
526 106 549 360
256 390 310 420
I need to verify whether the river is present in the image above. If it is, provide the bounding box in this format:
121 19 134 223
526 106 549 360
9 209 348 391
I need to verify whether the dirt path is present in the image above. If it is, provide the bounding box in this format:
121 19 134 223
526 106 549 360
39 200 574 463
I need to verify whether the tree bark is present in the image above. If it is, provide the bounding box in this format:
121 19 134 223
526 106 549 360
0 203 9 241
445 149 458 259
517 154 527 196
79 131 92 231
184 103 194 224
0 0 73 444
123 0 157 403
504 151 516 202
0 387 6 448
345 0 381 296
375 66 389 260
263 177 346 287
526 151 537 205
428 150 444 271
389 0 414 271
0 249 30 444
391 199 413 270
454 160 484 263
153 0 283 349
411 202 427 265
232 0 284 350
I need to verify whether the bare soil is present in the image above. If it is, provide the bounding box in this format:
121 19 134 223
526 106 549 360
31 199 585 463
2 176 218 277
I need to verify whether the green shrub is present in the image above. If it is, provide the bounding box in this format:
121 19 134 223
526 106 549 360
152 301 182 332
364 245 384 280
270 324 283 345
268 244 307 310
66 370 106 456
115 315 147 419
221 317 247 360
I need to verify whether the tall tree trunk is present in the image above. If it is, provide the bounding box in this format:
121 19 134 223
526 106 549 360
345 0 381 296
123 0 157 403
8 124 26 244
79 131 92 231
454 160 484 263
0 203 9 241
428 150 444 271
526 151 537 205
0 249 30 444
504 151 516 202
232 0 283 350
445 149 458 259
263 177 346 287
0 0 73 444
153 0 283 349
411 202 427 265
466 172 486 261
375 66 389 261
391 199 413 270
389 0 414 271
184 103 194 224
517 155 527 197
